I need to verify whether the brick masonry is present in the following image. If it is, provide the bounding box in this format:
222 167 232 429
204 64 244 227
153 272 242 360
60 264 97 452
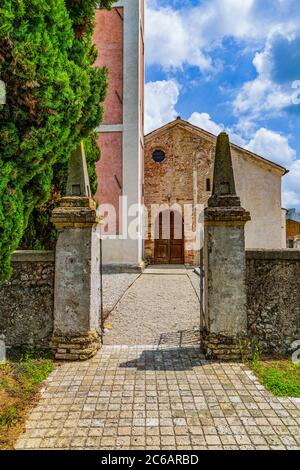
286 219 300 248
145 123 214 265
144 120 286 265
246 250 300 355
286 219 300 240
0 251 55 350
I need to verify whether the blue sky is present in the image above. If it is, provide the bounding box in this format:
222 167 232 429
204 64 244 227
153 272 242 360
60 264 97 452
144 0 300 210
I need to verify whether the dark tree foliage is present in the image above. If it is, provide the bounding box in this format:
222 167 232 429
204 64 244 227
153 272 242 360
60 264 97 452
20 132 100 250
0 0 114 282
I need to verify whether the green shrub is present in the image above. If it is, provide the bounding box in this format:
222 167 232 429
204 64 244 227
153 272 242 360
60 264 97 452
251 357 300 397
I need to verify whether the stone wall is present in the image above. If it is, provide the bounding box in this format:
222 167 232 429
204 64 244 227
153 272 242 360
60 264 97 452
246 249 300 355
0 251 55 350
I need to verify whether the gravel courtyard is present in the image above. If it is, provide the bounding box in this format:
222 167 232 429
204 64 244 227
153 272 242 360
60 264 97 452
103 266 201 346
102 273 140 319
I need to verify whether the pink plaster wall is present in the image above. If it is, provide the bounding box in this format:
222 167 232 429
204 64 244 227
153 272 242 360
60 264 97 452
93 8 124 235
139 4 145 205
140 12 145 144
93 4 145 237
95 133 122 235
94 8 123 125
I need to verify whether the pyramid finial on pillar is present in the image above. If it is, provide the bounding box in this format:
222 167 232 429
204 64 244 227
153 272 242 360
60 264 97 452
66 142 91 198
50 140 101 361
208 132 241 208
203 132 251 361
51 141 98 226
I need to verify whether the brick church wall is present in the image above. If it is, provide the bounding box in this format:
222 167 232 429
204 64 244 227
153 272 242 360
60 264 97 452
144 124 215 265
145 121 285 264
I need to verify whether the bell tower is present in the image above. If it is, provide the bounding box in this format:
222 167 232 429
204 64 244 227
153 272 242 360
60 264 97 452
94 0 145 269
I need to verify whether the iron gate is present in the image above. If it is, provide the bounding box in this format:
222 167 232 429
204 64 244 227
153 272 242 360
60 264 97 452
199 248 206 341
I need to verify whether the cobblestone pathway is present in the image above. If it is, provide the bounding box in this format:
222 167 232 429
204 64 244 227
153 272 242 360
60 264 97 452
15 268 300 450
16 346 300 450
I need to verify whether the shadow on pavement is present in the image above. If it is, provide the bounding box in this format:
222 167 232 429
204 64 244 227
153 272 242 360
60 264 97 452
119 346 206 371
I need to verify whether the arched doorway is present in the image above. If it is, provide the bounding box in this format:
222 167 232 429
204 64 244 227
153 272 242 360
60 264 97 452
154 210 184 264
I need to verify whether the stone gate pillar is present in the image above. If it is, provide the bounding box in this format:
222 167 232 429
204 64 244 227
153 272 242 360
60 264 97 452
50 143 101 360
203 132 251 360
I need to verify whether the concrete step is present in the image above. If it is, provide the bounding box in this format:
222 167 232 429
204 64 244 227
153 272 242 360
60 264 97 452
143 265 187 275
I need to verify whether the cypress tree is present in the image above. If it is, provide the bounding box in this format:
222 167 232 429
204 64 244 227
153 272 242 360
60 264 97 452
0 0 114 282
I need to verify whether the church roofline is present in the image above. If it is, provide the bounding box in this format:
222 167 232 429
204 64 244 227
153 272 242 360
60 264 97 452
145 118 288 176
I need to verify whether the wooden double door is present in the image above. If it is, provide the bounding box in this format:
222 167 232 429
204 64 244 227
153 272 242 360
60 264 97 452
154 211 184 264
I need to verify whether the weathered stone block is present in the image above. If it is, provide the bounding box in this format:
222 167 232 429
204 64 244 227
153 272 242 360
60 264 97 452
51 329 100 361
205 221 249 336
51 147 102 361
52 224 101 339
0 251 55 350
246 250 300 355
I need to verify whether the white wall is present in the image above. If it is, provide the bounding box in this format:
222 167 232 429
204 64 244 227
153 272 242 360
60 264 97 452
233 149 285 249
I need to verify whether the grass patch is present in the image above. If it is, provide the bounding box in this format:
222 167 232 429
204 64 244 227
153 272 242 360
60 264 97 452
0 350 54 449
250 352 300 397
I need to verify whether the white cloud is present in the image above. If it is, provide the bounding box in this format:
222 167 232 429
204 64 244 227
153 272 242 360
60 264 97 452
145 83 246 145
145 2 212 71
233 77 292 118
145 1 300 138
188 112 224 135
283 159 300 208
145 0 260 72
245 128 296 167
285 159 300 193
187 113 298 174
187 112 247 148
145 0 300 73
233 33 298 121
144 2 300 209
145 1 299 125
283 189 300 209
145 80 180 134
186 110 300 211
187 112 246 146
145 83 297 169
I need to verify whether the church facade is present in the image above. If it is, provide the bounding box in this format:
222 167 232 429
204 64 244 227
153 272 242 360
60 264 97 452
144 119 287 266
93 1 287 268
